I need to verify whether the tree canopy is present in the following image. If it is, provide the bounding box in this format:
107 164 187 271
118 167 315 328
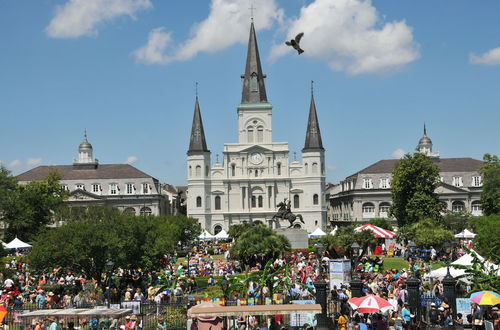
29 206 201 282
399 218 453 247
319 225 378 259
0 169 68 241
468 214 500 263
390 153 444 227
479 153 500 215
230 225 290 266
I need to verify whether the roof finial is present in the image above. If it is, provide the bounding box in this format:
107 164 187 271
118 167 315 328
249 1 256 21
195 82 198 98
84 129 88 141
216 153 219 163
424 122 427 136
294 152 297 161
311 80 314 96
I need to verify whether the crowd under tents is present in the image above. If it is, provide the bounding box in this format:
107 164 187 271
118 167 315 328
198 230 216 241
214 229 229 240
427 250 500 281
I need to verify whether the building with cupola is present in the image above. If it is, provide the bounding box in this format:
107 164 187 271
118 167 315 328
186 22 327 233
328 126 484 224
17 133 171 216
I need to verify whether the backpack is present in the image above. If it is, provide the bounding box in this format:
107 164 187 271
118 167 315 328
429 309 439 324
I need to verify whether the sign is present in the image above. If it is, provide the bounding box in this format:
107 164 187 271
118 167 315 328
456 298 472 325
290 300 316 327
329 259 351 290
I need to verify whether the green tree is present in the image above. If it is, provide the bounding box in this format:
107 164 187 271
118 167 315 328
479 153 500 215
403 218 453 247
3 171 68 241
165 214 201 244
230 225 290 266
320 225 378 259
454 249 500 292
468 214 500 262
441 211 471 232
227 223 254 240
390 153 444 227
363 218 393 231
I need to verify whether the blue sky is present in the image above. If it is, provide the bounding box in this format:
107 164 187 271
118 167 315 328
1 0 499 186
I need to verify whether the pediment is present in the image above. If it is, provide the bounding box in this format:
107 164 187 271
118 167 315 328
239 145 273 154
435 182 468 194
290 188 303 193
69 189 104 201
211 190 225 195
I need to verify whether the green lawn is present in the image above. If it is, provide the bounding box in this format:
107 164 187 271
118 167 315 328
382 257 410 270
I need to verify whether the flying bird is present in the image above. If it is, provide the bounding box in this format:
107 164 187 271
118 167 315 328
285 32 304 55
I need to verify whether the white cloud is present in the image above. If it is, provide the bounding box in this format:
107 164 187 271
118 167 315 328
391 148 406 159
270 0 420 75
132 27 173 64
27 158 43 167
126 156 138 164
9 160 22 168
46 0 152 38
470 47 500 66
327 164 337 172
133 0 283 64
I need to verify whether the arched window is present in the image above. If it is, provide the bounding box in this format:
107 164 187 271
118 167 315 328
312 162 318 174
379 202 391 218
255 170 258 177
277 163 281 175
215 196 221 210
313 194 319 205
294 194 300 209
257 126 264 142
258 195 263 208
195 165 201 177
123 207 136 215
362 202 375 218
471 201 482 216
452 201 465 212
251 196 256 208
247 127 254 143
214 225 222 235
231 164 236 177
304 163 308 174
196 196 202 207
140 207 152 216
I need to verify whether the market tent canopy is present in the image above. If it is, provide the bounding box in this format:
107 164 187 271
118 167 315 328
454 229 476 239
309 227 327 238
355 224 396 238
198 230 216 241
188 303 322 318
214 230 229 240
5 237 32 249
428 250 500 279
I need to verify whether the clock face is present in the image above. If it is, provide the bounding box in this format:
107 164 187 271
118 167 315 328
250 152 263 164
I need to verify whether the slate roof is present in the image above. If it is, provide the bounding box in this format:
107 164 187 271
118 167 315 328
17 164 154 181
188 97 209 154
241 22 268 104
303 94 324 151
351 157 483 176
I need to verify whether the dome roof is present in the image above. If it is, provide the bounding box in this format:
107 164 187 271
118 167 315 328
418 134 432 146
78 135 93 151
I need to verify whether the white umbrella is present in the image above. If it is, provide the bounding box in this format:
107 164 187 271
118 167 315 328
5 237 32 250
454 229 476 239
309 227 327 238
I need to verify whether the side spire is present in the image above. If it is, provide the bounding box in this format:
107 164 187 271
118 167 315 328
241 22 267 104
423 122 427 136
188 96 209 154
303 85 324 151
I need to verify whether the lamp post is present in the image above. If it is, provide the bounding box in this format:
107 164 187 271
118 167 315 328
349 241 363 298
106 259 115 308
408 240 417 260
313 243 332 329
406 273 420 323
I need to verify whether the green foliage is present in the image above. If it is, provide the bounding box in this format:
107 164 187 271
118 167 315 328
468 214 500 263
390 153 444 227
230 225 291 266
1 170 68 241
400 218 453 247
479 153 500 215
364 218 394 231
441 211 471 232
227 223 254 240
320 225 378 258
29 205 200 282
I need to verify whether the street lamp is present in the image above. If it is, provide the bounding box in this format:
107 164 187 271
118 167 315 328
313 242 332 329
350 241 360 258
106 260 115 308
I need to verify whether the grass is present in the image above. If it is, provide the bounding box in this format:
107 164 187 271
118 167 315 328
382 257 410 271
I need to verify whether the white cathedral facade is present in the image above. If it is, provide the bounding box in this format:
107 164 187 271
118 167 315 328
186 23 327 233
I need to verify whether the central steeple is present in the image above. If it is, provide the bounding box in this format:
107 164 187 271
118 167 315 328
241 22 268 104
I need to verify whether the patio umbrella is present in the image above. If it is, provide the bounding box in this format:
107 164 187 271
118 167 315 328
348 295 393 313
470 291 500 306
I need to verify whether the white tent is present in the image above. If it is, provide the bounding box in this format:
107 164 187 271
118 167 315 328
428 250 500 279
454 229 476 239
214 229 229 240
330 225 338 236
309 227 327 238
5 237 32 250
198 230 216 241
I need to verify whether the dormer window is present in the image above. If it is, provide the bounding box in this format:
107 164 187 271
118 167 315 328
472 176 482 187
250 72 259 92
76 183 85 191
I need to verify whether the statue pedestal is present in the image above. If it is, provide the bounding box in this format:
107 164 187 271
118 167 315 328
275 228 309 249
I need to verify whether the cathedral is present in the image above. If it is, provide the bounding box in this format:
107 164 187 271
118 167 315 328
186 22 327 233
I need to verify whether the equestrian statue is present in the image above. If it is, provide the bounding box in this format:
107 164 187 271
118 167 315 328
271 198 305 228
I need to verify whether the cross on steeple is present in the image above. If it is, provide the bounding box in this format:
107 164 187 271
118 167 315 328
311 80 314 96
195 82 198 98
249 1 256 21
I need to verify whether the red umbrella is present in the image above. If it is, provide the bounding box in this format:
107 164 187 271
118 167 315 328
348 295 393 313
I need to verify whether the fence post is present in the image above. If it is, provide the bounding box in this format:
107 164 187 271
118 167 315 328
442 267 457 320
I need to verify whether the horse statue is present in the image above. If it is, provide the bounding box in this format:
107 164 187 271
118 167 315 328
271 199 305 228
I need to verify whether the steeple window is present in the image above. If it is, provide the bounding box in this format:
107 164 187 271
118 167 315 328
304 163 308 174
257 126 263 142
258 196 263 208
277 163 281 175
313 194 319 205
247 127 254 143
231 164 236 177
196 196 202 207
312 162 318 174
215 196 221 210
195 165 201 177
250 72 259 92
